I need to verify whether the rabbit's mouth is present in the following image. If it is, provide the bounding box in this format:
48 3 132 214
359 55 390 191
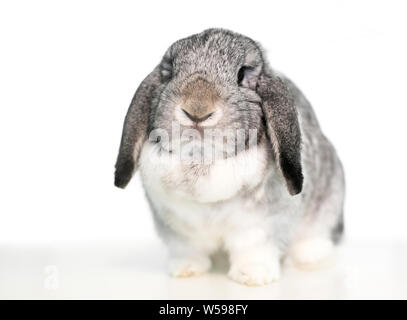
182 109 214 124
175 105 223 129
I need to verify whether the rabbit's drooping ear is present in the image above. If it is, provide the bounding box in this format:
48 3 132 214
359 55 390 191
257 73 303 195
114 66 161 189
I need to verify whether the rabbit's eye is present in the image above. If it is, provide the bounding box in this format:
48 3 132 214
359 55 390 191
161 56 173 81
237 66 246 85
237 66 258 89
161 69 172 79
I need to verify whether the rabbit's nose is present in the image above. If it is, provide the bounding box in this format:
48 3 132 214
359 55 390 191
182 109 214 123
180 76 219 124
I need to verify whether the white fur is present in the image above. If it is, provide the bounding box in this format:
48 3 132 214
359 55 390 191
139 141 267 203
288 237 334 269
139 141 283 285
228 261 280 286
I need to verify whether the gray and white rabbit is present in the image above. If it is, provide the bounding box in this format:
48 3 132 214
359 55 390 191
114 29 345 286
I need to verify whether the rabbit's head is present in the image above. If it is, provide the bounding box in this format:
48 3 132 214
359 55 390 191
152 29 264 138
115 29 303 195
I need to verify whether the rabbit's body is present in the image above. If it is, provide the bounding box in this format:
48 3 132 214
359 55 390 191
115 29 345 285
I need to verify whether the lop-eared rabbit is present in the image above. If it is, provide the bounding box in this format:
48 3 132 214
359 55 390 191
115 29 345 286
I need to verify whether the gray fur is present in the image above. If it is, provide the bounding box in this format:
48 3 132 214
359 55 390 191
115 66 161 188
115 28 345 268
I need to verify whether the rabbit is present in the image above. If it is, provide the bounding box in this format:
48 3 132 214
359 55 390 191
114 28 345 286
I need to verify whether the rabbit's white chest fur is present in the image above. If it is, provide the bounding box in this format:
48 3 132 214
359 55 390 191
139 141 270 249
139 141 268 203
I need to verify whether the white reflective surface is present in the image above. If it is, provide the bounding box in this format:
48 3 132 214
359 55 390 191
1 239 406 299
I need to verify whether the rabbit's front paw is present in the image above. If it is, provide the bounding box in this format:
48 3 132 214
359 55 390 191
228 262 280 286
169 255 211 278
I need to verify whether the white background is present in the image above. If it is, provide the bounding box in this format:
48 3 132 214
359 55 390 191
1 0 407 246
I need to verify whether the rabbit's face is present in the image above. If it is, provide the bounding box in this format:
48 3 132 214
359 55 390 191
150 29 266 152
116 28 303 195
